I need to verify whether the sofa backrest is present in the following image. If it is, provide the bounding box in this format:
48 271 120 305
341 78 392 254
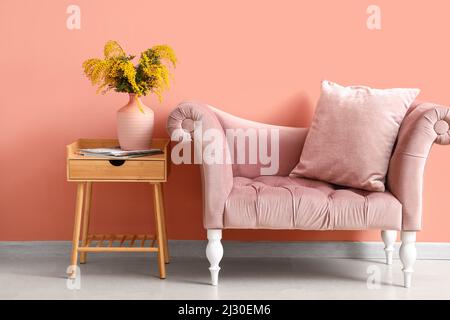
209 105 309 178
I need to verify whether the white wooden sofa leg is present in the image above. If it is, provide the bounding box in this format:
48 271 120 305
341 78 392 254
399 231 417 288
381 230 397 265
206 229 223 286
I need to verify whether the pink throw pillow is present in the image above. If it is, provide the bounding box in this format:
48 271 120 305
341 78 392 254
290 80 420 192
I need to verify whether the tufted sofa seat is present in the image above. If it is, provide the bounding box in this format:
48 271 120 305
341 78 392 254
225 176 402 230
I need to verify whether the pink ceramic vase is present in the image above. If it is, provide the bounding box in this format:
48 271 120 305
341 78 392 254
117 94 154 150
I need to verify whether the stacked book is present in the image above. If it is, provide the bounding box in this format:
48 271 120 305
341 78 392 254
78 147 163 159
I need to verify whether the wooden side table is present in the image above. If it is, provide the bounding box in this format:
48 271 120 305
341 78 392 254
66 138 170 279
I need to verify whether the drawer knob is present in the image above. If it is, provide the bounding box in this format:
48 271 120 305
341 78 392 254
109 160 126 167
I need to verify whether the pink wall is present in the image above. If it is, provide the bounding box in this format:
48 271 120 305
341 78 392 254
1 0 449 242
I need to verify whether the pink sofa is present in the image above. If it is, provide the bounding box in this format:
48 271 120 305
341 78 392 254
167 101 450 287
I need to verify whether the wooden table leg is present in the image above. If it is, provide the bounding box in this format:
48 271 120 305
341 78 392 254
159 184 170 264
80 182 93 264
152 183 166 279
68 182 85 279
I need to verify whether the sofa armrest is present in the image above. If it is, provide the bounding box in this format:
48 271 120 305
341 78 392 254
167 101 233 229
387 102 450 231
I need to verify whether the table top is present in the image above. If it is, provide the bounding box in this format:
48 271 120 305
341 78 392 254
67 138 170 161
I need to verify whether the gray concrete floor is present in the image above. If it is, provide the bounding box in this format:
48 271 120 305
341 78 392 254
1 245 450 299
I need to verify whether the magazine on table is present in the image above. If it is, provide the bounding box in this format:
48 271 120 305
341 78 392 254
78 147 163 159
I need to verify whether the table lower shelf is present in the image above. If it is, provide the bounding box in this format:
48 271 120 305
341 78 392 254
78 233 159 253
78 247 158 253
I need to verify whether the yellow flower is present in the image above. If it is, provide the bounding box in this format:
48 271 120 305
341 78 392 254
119 60 140 94
82 40 177 102
103 40 126 58
152 44 177 67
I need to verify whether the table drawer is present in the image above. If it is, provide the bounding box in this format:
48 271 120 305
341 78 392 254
68 159 165 181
